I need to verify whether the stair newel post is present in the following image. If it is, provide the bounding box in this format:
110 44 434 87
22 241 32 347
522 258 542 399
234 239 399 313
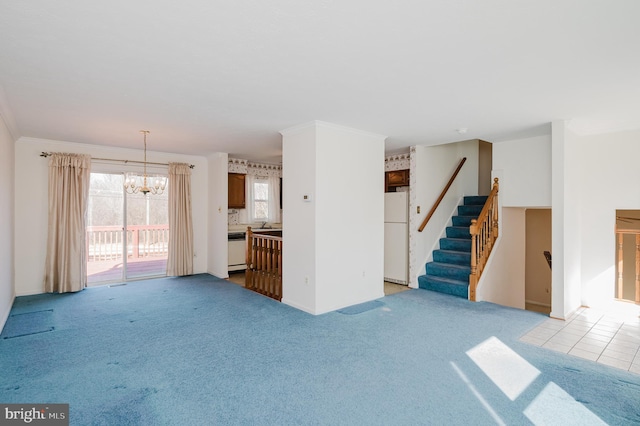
492 178 499 240
246 227 253 290
469 219 478 301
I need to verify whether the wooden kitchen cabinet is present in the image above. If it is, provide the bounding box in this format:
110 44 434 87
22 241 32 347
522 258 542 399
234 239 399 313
385 169 409 192
228 173 246 209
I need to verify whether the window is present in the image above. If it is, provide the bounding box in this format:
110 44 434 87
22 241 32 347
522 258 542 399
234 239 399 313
253 180 269 221
246 175 281 224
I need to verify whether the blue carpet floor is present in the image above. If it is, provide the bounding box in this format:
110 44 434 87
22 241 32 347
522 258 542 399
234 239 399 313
1 274 639 425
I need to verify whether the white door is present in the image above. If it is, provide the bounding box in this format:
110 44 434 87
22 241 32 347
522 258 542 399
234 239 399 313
384 222 408 283
385 192 408 223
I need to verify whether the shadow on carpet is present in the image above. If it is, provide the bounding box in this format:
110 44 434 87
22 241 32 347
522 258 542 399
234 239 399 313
337 300 384 315
1 309 54 339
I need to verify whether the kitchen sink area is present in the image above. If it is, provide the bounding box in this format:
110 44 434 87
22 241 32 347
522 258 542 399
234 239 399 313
228 224 282 272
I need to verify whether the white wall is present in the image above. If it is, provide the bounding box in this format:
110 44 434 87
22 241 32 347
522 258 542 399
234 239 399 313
476 208 526 308
410 140 479 286
479 126 640 316
282 121 385 314
14 137 209 296
482 134 553 311
207 153 229 278
578 128 640 308
551 121 582 319
282 124 317 313
0 115 15 331
493 135 551 207
315 123 385 313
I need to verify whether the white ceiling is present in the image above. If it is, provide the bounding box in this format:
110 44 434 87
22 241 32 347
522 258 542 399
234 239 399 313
1 1 639 163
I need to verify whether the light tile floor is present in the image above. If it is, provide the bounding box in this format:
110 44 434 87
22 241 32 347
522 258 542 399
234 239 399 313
384 281 411 296
520 301 640 375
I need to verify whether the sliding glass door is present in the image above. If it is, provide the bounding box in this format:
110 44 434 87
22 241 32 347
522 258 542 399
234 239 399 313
125 183 169 280
86 172 168 285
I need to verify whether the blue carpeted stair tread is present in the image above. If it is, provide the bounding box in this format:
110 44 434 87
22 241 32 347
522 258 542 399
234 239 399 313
433 249 471 266
463 195 488 205
446 226 471 239
440 238 471 252
458 204 483 216
426 262 471 281
452 215 476 227
418 275 469 298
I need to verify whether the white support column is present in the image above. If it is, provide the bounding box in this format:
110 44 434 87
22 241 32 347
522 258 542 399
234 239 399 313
281 121 386 314
551 120 582 319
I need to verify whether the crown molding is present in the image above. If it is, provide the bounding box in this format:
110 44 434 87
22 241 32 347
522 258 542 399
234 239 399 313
280 120 387 141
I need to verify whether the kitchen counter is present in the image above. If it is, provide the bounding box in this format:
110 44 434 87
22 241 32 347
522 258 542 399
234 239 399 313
228 223 282 233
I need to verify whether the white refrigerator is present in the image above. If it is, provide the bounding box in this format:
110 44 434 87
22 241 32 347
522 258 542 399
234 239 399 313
384 192 409 284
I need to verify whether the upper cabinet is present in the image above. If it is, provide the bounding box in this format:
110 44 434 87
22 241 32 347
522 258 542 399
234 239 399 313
385 169 409 192
228 173 246 209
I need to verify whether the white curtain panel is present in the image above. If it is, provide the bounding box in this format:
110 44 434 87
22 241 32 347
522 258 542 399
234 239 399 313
267 176 281 223
245 174 257 222
166 162 194 276
43 153 91 293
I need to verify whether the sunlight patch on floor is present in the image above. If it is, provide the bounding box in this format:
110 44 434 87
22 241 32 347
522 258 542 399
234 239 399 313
450 362 506 426
467 336 540 401
524 382 607 425
462 336 608 424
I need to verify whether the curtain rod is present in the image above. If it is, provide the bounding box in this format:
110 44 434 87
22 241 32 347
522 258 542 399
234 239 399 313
40 152 195 169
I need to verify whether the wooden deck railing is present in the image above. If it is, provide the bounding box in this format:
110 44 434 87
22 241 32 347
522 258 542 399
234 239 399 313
418 157 466 232
615 227 640 304
86 224 169 262
468 178 499 301
246 227 283 301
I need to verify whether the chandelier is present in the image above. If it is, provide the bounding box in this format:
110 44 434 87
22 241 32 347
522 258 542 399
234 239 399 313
124 130 167 195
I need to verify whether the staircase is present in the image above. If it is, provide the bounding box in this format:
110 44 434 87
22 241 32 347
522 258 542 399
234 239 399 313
418 196 488 298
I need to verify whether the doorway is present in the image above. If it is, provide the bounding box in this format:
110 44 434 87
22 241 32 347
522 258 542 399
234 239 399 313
525 209 552 315
86 172 169 285
615 210 640 303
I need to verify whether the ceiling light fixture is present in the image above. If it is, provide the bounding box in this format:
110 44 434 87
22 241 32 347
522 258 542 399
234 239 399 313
124 130 167 195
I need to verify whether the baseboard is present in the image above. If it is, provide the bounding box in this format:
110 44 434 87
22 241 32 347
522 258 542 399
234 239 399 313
281 298 316 315
384 277 408 285
0 293 15 334
207 269 229 279
525 299 551 308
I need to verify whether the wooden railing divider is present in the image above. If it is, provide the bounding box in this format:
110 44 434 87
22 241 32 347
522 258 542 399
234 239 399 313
418 157 467 232
615 227 640 304
468 178 499 301
246 227 283 301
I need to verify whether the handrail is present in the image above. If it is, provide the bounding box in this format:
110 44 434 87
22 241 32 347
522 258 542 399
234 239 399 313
86 224 169 261
468 178 499 301
246 227 283 301
418 157 467 232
